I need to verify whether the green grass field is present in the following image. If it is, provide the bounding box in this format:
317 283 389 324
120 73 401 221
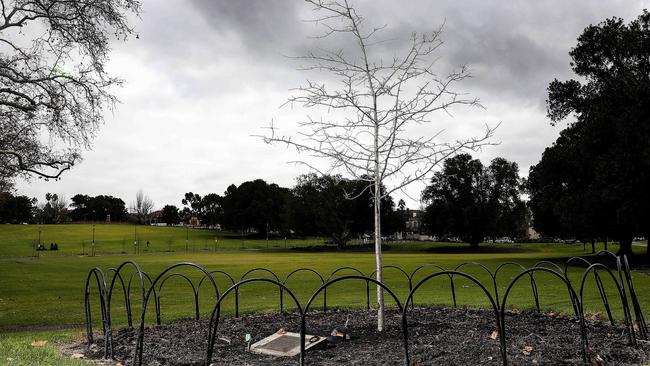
0 224 649 365
0 223 326 258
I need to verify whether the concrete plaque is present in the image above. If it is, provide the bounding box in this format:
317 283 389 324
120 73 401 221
250 331 326 357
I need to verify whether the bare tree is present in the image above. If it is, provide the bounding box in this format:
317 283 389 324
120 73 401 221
261 0 495 330
131 189 154 224
0 0 141 181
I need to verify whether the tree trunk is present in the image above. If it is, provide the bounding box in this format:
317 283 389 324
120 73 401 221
373 97 384 332
616 237 634 257
591 239 595 254
374 186 384 331
604 237 608 251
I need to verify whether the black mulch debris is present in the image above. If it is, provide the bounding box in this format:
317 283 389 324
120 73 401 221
80 307 649 365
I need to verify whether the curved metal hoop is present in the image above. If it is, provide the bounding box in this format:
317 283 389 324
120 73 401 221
238 268 282 316
409 264 452 308
283 268 325 312
105 260 146 357
132 263 219 366
157 273 200 321
205 278 304 365
621 255 648 339
494 262 539 311
83 259 647 365
326 267 370 309
501 267 585 365
84 267 108 356
579 263 637 348
302 275 405 366
405 271 502 366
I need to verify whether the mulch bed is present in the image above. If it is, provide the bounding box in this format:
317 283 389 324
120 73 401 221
78 307 649 365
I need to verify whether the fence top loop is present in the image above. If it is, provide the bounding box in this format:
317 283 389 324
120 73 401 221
407 270 499 312
157 273 198 297
240 267 281 282
533 260 564 273
197 269 237 292
454 262 495 279
284 268 324 285
106 260 145 305
500 266 580 315
368 265 410 282
85 267 108 295
304 275 404 315
577 262 625 300
410 263 448 280
325 266 366 281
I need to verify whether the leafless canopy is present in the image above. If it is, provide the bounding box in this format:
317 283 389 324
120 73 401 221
260 0 496 331
261 0 495 199
131 188 153 224
0 0 141 180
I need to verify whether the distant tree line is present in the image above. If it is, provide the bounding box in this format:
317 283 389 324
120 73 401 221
167 175 406 247
0 156 530 248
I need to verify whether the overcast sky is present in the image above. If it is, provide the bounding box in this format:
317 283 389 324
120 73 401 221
15 0 649 209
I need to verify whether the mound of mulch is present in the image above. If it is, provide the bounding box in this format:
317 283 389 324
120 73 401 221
78 307 649 365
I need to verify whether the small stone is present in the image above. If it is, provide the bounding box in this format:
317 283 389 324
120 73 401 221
489 330 498 340
522 345 533 356
70 353 84 359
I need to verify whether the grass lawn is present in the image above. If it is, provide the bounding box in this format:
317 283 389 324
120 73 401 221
0 223 325 258
0 224 649 364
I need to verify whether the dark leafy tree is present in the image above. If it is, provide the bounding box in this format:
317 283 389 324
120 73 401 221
290 174 404 247
181 192 202 219
180 207 192 225
530 11 650 257
161 205 180 226
200 193 222 228
221 179 290 236
69 194 127 222
0 0 141 180
422 154 525 248
0 192 35 223
180 192 222 227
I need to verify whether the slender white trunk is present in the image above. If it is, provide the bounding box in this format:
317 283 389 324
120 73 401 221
373 100 384 331
374 179 384 331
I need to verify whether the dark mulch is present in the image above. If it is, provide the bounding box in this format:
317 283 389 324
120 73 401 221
80 307 649 366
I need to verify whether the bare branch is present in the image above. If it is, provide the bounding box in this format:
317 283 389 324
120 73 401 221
259 0 497 330
0 0 141 180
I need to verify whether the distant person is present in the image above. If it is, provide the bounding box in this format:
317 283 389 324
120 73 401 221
146 240 150 248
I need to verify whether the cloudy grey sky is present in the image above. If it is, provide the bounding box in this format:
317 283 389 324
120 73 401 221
15 0 649 209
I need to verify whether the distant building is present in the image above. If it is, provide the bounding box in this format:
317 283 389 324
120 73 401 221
405 209 423 232
527 226 541 240
397 209 427 241
150 209 163 224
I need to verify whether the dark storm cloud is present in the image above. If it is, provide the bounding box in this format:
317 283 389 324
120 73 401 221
190 0 306 56
16 0 649 208
186 0 644 109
